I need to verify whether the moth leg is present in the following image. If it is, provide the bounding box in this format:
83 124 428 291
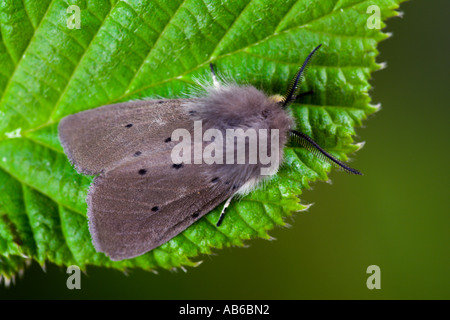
216 194 235 227
209 63 220 88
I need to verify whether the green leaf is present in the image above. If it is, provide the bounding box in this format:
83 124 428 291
0 0 404 279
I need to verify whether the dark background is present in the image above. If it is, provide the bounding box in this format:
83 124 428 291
1 0 449 299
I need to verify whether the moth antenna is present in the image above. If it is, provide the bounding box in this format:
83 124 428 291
290 130 363 175
209 63 220 88
281 44 322 109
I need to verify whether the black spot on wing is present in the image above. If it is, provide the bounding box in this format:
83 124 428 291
172 163 184 169
191 211 200 218
138 169 147 175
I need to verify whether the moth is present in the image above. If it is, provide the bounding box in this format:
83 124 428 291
58 44 361 261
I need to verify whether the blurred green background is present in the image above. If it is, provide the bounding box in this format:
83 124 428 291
1 0 449 299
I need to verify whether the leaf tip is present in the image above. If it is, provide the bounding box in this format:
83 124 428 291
284 222 293 229
378 61 387 71
371 103 382 112
355 141 366 152
193 260 203 268
296 203 313 213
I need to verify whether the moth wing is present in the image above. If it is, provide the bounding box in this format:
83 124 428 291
58 100 191 175
87 151 234 261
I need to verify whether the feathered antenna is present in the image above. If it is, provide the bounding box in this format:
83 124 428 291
281 44 322 109
290 130 362 175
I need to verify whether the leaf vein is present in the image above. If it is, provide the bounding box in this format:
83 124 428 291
0 1 53 104
121 0 186 96
46 2 118 122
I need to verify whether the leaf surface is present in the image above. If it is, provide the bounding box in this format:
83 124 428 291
0 0 404 279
